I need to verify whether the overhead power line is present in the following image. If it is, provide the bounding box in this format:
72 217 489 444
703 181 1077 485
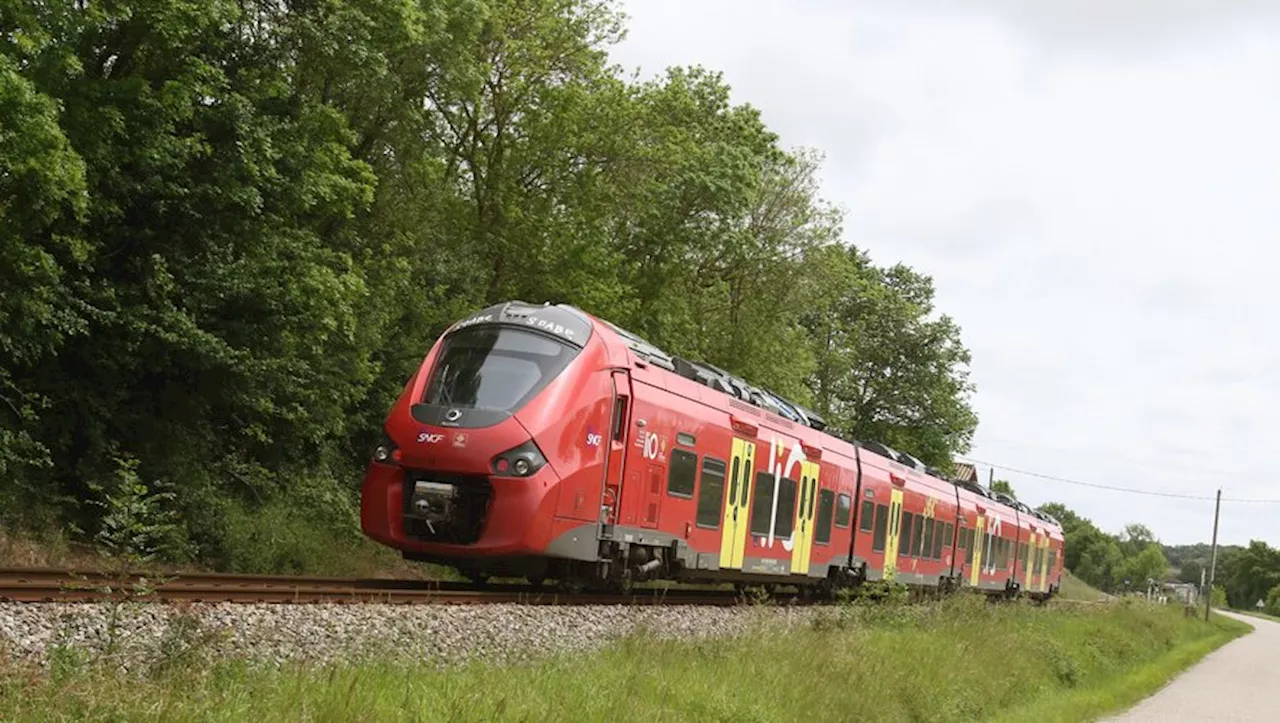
957 455 1280 504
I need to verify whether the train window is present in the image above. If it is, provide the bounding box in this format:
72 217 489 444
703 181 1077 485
966 531 975 564
816 490 835 544
774 477 797 539
666 449 697 498
858 500 873 532
695 457 726 528
899 511 913 556
933 522 945 560
798 477 809 524
611 396 628 441
944 523 954 551
836 494 853 528
424 326 580 413
750 473 776 536
911 515 925 558
1018 542 1027 566
872 504 888 552
676 432 696 447
1049 550 1057 571
922 519 934 560
727 458 741 512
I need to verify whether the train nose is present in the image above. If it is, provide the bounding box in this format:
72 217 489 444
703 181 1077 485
393 436 561 549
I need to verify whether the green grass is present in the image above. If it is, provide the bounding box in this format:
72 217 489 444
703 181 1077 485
1059 570 1113 602
996 609 1250 722
0 595 1250 722
1233 608 1280 623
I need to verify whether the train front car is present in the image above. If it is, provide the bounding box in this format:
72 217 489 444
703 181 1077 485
360 301 619 585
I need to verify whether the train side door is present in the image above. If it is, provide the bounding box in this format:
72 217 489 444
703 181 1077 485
790 461 819 575
882 487 904 580
718 438 756 569
599 370 631 533
969 512 986 587
1024 530 1038 592
1036 535 1051 593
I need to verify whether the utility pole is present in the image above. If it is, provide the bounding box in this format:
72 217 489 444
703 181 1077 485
1204 488 1222 623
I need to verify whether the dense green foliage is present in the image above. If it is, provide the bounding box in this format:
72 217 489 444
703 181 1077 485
1206 540 1280 613
1033 503 1170 594
989 478 1015 497
1159 540 1280 614
0 596 1247 721
1 0 978 571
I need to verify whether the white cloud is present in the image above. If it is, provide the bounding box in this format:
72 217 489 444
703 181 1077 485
610 0 1280 545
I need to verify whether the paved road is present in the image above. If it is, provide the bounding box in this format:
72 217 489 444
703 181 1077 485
1102 610 1275 722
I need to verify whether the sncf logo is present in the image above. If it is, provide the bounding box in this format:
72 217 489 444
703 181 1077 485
417 432 444 444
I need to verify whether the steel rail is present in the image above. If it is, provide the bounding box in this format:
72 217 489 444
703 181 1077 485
0 567 768 606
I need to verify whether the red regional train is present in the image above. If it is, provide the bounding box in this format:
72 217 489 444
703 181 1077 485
360 301 1065 599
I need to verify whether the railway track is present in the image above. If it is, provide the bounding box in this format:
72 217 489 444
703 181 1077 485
0 567 771 606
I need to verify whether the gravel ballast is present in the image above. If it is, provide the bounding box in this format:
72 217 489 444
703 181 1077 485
1 601 819 670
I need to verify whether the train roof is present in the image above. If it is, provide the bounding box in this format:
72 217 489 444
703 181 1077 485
525 303 1060 532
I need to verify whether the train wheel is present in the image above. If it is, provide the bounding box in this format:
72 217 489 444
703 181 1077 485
466 571 491 587
527 575 546 590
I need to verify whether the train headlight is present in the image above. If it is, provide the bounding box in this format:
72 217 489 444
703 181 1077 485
491 440 548 478
372 430 399 465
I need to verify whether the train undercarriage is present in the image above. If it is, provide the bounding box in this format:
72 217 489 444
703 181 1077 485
402 539 1059 604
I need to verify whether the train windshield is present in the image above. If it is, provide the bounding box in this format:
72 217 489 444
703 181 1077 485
423 326 580 412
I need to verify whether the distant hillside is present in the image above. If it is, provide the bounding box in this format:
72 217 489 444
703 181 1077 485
1162 543 1245 583
1060 570 1112 602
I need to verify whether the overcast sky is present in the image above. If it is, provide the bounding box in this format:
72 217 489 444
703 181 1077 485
608 0 1280 547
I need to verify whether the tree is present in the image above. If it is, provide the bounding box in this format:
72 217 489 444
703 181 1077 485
1219 540 1280 610
0 54 88 503
1265 584 1280 617
4 0 387 559
1121 544 1169 588
1119 523 1157 558
1177 560 1204 585
1035 502 1083 533
802 245 978 468
989 479 1015 498
1211 585 1227 608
